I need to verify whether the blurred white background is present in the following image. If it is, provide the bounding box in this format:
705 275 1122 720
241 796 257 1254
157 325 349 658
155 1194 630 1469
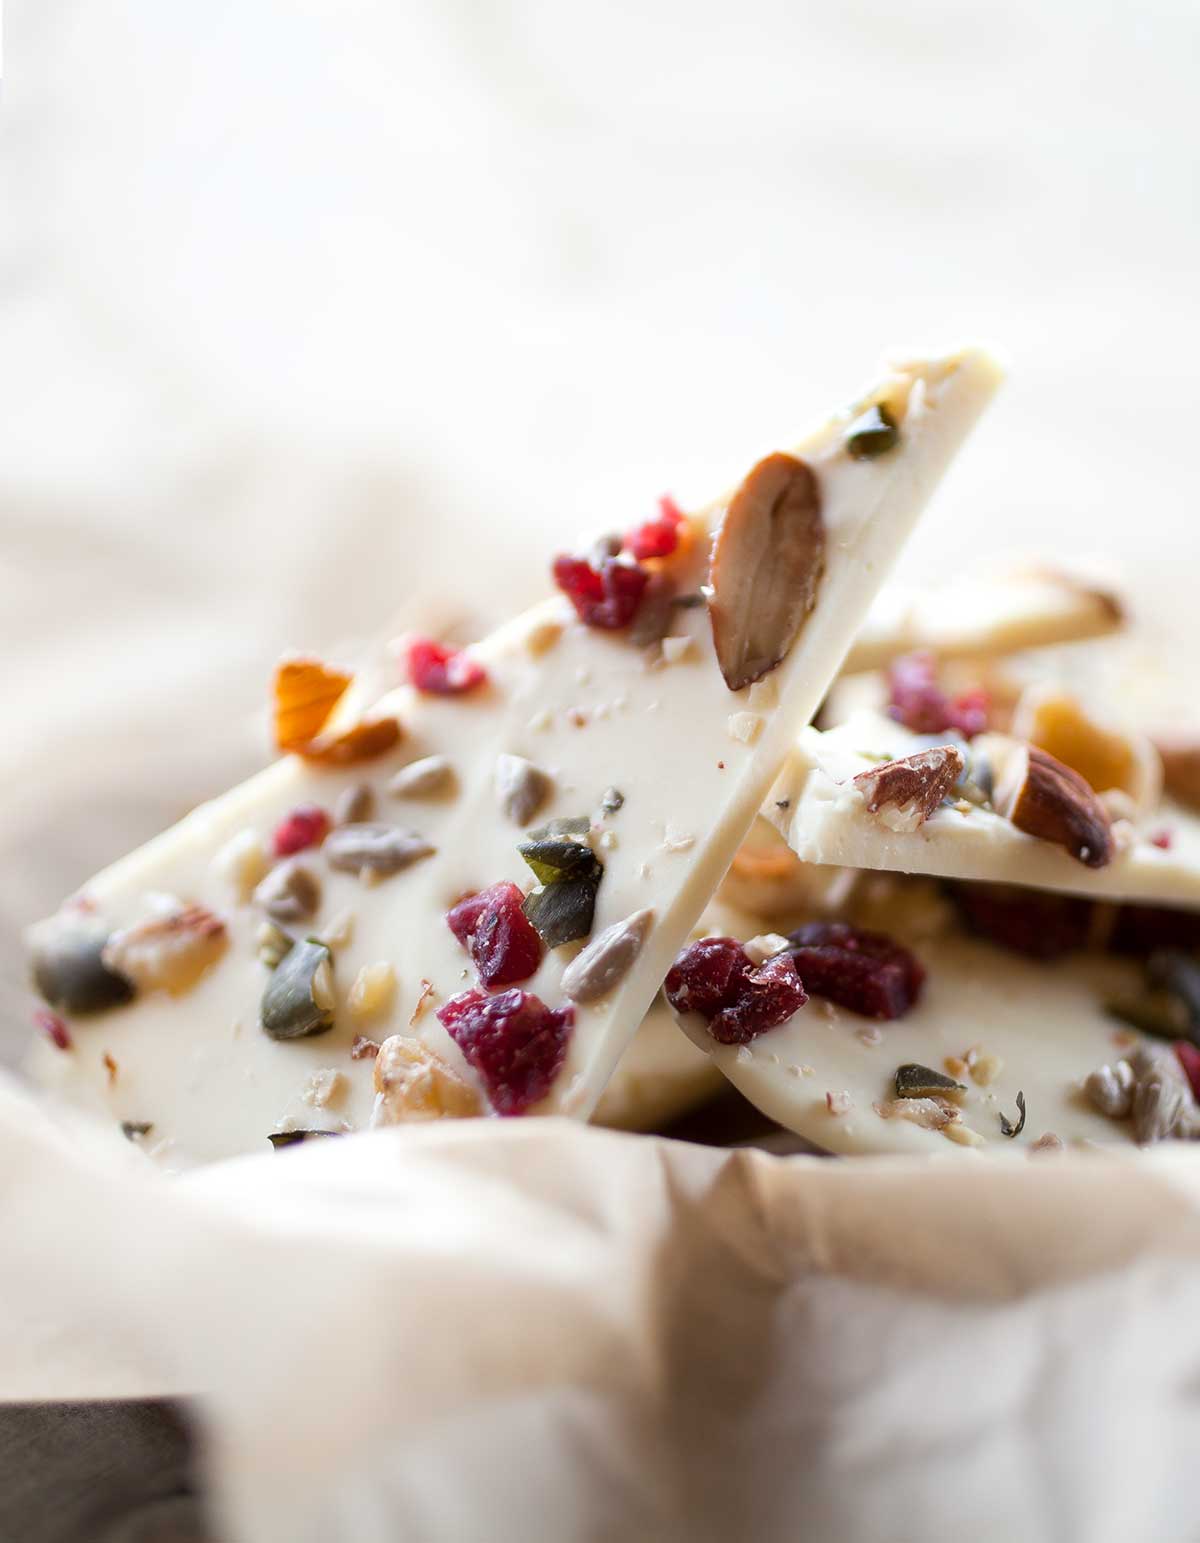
2 0 1199 1053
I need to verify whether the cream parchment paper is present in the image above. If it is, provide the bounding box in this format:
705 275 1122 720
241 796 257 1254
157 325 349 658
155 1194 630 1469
5 1069 1200 1543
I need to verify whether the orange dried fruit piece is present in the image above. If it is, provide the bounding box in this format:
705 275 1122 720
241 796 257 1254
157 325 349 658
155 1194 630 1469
272 656 401 765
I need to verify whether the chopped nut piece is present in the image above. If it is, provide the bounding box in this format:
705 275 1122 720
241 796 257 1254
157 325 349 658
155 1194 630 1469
494 754 554 826
253 861 321 923
1029 1132 1064 1156
943 1122 985 1148
743 933 791 966
319 909 356 951
970 1053 1004 1087
727 712 764 745
213 829 270 903
388 755 456 800
347 961 397 1023
350 1035 380 1060
371 1034 481 1123
102 905 227 996
560 909 654 1003
324 823 435 877
995 742 1114 868
302 1068 345 1108
826 1090 852 1116
873 1096 960 1130
660 825 695 854
1153 732 1200 812
708 452 825 691
1084 1059 1135 1119
599 787 624 815
853 745 965 833
409 978 436 1025
944 1055 968 1080
255 922 293 969
335 783 375 825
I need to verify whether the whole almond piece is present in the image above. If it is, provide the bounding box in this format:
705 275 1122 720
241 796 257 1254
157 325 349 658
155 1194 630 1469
995 742 1114 868
707 452 825 692
853 745 964 833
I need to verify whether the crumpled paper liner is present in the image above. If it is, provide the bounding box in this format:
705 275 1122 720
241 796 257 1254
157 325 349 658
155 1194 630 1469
5 1073 1200 1542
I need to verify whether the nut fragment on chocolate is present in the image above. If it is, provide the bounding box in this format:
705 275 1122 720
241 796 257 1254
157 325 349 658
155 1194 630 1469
561 908 654 1003
873 1095 960 1131
371 1034 481 1123
1153 732 1200 812
995 742 1114 867
323 822 435 877
494 754 553 826
253 860 321 923
853 745 965 833
102 905 227 995
708 452 825 691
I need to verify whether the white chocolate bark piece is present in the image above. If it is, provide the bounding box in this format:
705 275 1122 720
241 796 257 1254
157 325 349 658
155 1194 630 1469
672 898 1153 1155
769 710 1200 906
26 346 1001 1165
593 998 722 1131
844 566 1123 675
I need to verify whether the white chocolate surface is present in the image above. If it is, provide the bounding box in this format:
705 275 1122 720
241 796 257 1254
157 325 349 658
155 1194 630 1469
674 899 1148 1156
769 710 1200 905
25 348 1003 1165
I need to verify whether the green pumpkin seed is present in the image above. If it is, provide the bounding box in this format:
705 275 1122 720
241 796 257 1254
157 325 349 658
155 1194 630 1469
261 938 336 1040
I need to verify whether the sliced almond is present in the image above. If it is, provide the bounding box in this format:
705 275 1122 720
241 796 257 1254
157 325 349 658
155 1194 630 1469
995 742 1114 868
707 452 825 691
853 745 964 833
560 908 654 1002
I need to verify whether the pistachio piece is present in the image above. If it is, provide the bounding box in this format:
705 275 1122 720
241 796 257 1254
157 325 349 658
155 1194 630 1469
102 905 228 996
561 909 654 1002
708 451 825 692
261 938 336 1039
371 1034 481 1123
323 822 435 877
30 919 135 1015
388 755 456 800
995 742 1114 867
253 860 321 923
853 745 965 833
494 754 553 826
894 1062 966 1099
844 402 901 460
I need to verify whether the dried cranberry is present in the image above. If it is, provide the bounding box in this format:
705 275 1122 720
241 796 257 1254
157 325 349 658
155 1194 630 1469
273 804 331 857
665 938 807 1044
787 921 924 1020
407 638 487 695
552 554 650 630
1176 1041 1200 1102
949 882 1097 960
887 651 990 738
446 882 543 988
1109 904 1200 958
1150 829 1174 850
625 495 686 561
437 988 574 1115
34 1008 71 1051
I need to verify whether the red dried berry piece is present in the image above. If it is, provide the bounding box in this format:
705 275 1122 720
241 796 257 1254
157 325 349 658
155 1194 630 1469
446 882 543 988
625 495 686 562
273 803 331 857
34 1008 72 1051
1176 1041 1200 1102
1109 903 1200 958
708 953 808 1045
407 637 487 695
437 988 574 1115
664 936 753 1018
787 921 924 1020
1151 829 1174 850
886 651 990 738
664 938 807 1044
552 554 650 630
949 882 1097 961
